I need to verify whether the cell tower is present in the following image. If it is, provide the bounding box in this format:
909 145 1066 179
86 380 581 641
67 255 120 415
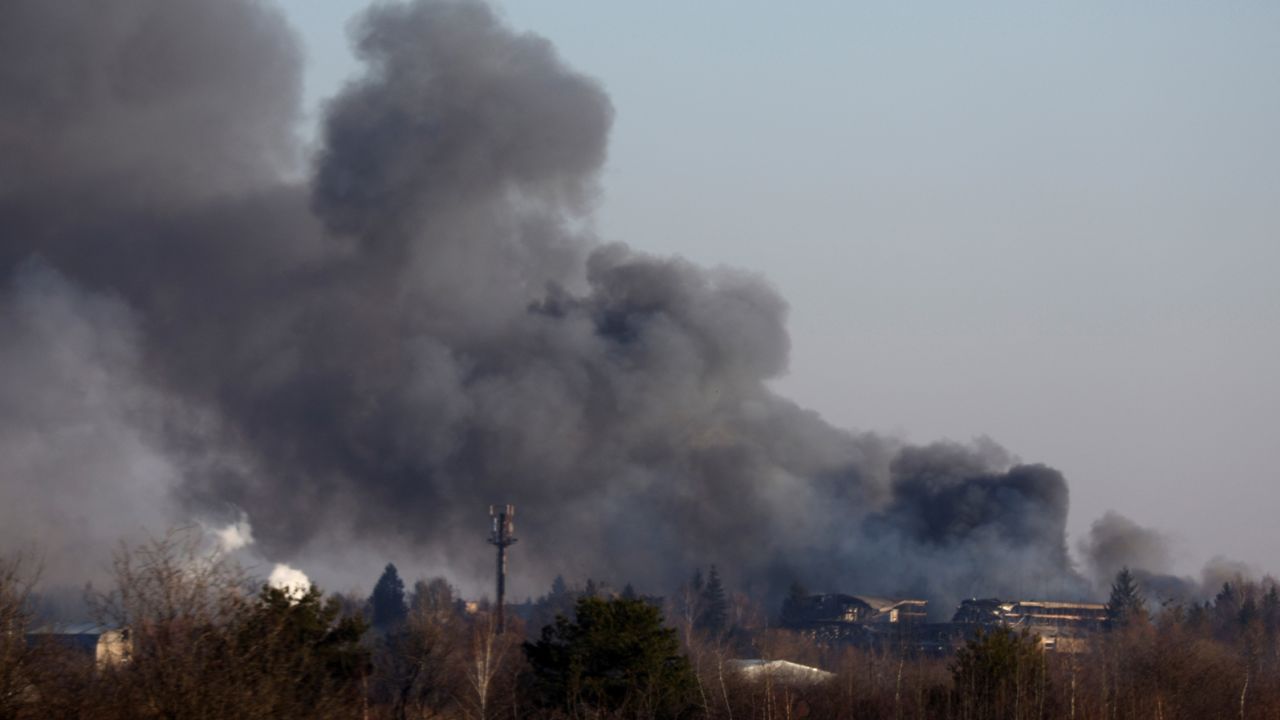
488 504 517 633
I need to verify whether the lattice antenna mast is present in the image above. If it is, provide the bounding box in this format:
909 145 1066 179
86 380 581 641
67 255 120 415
488 504 518 633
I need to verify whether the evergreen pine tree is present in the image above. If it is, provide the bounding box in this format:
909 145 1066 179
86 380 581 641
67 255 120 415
1263 585 1280 625
1240 595 1260 627
1186 600 1210 634
786 579 808 602
1106 567 1147 627
550 574 568 597
1214 581 1241 641
1262 584 1280 663
531 574 576 633
781 579 809 625
1263 585 1280 637
525 596 699 719
367 563 407 631
951 626 1048 718
696 565 728 635
240 585 370 710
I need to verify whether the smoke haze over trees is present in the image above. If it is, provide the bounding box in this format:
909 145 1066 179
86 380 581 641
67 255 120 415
0 0 1235 611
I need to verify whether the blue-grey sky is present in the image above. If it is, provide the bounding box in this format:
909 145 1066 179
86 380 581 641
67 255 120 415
278 0 1280 577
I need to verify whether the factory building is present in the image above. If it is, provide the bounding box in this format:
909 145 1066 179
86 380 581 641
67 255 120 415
783 593 1107 654
952 598 1107 652
26 623 130 668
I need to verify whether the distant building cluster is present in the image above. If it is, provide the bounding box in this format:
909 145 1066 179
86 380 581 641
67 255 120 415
783 593 1107 653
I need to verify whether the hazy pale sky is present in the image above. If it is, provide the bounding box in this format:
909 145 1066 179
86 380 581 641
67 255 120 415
277 0 1280 577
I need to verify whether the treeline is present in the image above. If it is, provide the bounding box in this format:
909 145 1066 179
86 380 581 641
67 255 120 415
5 534 1280 719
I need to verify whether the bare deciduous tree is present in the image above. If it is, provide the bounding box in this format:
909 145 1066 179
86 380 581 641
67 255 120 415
0 553 40 717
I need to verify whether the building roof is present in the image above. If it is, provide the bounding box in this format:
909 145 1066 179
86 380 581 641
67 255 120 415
819 594 927 611
1006 600 1106 611
860 596 926 608
729 659 835 684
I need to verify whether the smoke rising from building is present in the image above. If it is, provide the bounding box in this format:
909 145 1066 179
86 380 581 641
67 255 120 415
0 0 1176 611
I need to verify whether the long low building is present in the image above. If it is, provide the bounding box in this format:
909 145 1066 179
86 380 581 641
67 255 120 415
783 593 1108 654
953 598 1107 630
729 659 836 685
26 623 130 668
951 598 1108 652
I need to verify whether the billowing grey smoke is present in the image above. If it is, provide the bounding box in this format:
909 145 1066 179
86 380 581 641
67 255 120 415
1079 511 1172 588
1079 512 1255 606
1 0 1096 611
855 442 1086 608
0 260 178 583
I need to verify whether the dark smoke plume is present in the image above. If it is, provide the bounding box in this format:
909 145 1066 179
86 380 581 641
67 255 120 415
1 0 1097 612
1078 512 1262 606
1079 511 1172 589
855 442 1084 606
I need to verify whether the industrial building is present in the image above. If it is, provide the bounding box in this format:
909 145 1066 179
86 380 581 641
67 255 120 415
26 623 130 668
784 593 1107 654
951 598 1107 652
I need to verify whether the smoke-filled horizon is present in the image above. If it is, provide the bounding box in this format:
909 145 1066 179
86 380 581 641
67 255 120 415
0 0 1250 615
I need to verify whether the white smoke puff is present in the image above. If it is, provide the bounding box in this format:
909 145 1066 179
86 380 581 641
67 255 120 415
212 515 254 552
269 563 311 599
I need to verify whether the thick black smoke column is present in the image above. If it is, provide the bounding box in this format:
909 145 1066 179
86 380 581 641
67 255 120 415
0 0 1093 611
